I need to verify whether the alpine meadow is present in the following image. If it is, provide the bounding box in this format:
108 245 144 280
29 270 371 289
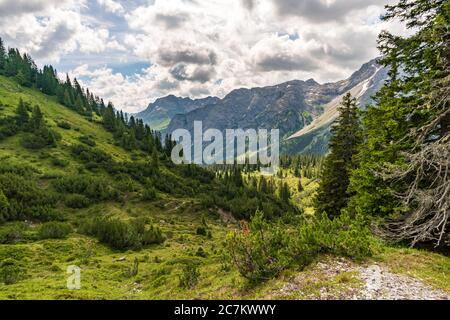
0 0 448 303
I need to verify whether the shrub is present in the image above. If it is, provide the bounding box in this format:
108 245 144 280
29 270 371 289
78 135 96 147
225 211 292 283
0 189 9 219
80 217 141 250
141 187 157 201
53 175 118 202
0 223 25 244
195 247 207 258
196 226 207 236
0 172 59 222
65 194 91 209
57 121 71 130
37 222 72 239
71 144 111 165
21 128 61 149
140 225 165 246
225 211 376 283
0 258 24 285
51 158 69 168
179 263 200 289
124 257 139 278
80 217 165 250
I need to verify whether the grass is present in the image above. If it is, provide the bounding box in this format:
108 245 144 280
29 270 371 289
0 75 448 299
375 246 450 293
0 75 130 177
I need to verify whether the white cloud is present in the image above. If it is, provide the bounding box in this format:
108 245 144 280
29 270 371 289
0 0 409 112
96 0 124 15
0 0 71 17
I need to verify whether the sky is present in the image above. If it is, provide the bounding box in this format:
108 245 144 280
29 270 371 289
0 0 407 113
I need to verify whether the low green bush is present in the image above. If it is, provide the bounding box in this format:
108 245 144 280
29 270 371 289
141 187 157 201
51 158 69 168
0 223 26 244
53 175 119 202
37 222 72 239
196 226 207 236
65 194 91 209
80 217 164 250
57 121 71 130
179 263 200 289
0 173 59 222
225 211 376 283
21 127 60 149
0 258 25 285
78 135 96 147
225 211 291 283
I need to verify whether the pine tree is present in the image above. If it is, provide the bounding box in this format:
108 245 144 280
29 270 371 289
278 181 290 202
0 37 6 73
30 105 44 130
15 99 29 127
152 150 159 169
315 93 362 219
349 0 449 246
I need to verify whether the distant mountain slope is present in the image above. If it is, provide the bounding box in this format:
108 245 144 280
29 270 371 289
163 58 388 154
134 95 219 130
288 63 387 140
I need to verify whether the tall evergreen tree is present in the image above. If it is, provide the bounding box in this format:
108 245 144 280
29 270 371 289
349 0 449 246
30 105 44 130
0 37 5 73
315 93 362 219
15 99 29 127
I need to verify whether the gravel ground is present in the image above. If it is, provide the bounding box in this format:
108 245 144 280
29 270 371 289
277 258 449 300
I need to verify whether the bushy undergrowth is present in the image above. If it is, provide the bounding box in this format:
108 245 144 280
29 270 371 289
80 217 164 250
0 258 25 285
225 211 377 283
179 263 200 289
53 175 119 203
0 223 27 244
0 170 59 222
37 221 72 239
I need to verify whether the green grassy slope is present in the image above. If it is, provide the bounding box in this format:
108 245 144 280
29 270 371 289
0 76 448 300
0 76 291 299
0 75 130 173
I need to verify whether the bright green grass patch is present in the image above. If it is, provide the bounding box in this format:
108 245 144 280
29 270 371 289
0 75 130 168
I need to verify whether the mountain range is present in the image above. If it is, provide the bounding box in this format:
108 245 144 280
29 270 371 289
136 58 389 154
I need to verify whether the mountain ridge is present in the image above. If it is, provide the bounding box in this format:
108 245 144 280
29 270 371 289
154 58 388 154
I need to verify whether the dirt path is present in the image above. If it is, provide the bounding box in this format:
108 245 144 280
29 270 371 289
276 258 449 300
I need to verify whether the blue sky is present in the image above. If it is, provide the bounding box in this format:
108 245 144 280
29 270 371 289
0 0 406 113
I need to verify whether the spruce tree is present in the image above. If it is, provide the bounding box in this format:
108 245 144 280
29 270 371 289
0 37 6 73
15 99 29 128
315 93 362 219
30 105 44 130
349 0 449 246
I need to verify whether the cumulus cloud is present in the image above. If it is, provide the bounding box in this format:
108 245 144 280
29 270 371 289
241 0 257 11
169 63 215 83
154 13 190 29
1 0 408 112
96 0 124 15
250 35 319 72
271 0 390 22
0 0 70 17
0 0 123 62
